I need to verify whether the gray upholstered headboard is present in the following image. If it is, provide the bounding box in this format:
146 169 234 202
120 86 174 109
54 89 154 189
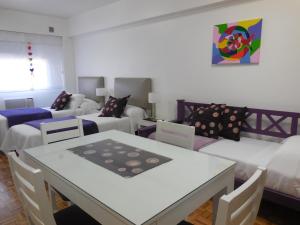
114 78 152 110
78 76 104 103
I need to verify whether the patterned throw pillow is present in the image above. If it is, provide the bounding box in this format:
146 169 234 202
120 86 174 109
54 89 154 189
191 104 224 139
219 107 247 141
51 91 65 109
99 95 130 118
51 91 72 111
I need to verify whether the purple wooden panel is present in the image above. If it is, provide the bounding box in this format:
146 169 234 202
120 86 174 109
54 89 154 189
177 100 300 138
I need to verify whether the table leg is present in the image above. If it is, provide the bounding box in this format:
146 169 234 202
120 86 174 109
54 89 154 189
48 183 58 212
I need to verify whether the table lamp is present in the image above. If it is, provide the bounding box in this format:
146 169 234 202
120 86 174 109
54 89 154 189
148 92 157 120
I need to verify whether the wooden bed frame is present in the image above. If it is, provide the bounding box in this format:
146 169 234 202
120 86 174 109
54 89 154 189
138 99 300 211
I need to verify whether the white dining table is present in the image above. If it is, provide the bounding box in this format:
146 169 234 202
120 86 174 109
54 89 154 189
23 130 235 225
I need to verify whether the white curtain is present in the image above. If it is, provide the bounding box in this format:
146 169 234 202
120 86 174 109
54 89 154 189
0 31 64 92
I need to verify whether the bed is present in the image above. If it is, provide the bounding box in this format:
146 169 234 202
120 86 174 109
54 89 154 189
1 113 132 155
114 77 152 131
1 77 151 154
0 105 89 146
138 100 300 211
0 77 104 145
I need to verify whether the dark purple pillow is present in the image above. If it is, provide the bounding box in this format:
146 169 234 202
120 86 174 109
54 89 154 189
51 91 66 109
190 104 223 139
219 107 247 141
51 91 72 111
99 95 130 118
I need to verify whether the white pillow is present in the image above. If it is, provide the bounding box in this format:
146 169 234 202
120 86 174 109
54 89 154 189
268 135 300 176
68 94 85 109
123 105 147 119
80 98 99 114
123 105 148 132
266 135 300 196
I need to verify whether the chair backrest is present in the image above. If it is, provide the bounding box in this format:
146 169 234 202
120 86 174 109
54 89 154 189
41 118 84 144
215 167 267 225
7 152 57 225
156 120 195 149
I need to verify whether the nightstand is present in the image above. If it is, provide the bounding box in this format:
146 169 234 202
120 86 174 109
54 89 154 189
137 118 158 129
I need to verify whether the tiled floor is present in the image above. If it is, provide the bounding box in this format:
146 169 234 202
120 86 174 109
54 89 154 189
0 152 298 225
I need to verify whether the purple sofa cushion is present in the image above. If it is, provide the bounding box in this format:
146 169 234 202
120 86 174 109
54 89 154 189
219 106 247 141
190 104 225 139
148 132 218 150
0 108 52 127
25 116 99 136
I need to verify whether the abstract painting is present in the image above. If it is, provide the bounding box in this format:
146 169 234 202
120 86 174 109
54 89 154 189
212 18 262 64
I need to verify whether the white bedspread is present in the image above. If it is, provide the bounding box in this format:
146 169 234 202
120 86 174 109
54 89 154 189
201 137 299 198
1 113 132 155
0 107 84 146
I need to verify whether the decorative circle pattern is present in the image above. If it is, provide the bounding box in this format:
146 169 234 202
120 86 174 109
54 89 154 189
127 152 140 158
105 159 114 164
117 151 126 154
118 168 127 172
102 152 113 157
83 150 96 155
126 160 142 167
146 158 160 164
132 168 144 174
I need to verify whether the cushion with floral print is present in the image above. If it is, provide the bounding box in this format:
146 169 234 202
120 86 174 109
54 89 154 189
191 104 224 139
51 91 65 109
219 107 247 141
55 91 72 111
99 95 130 118
51 91 72 111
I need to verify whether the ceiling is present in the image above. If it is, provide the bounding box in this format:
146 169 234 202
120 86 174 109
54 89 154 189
0 0 121 18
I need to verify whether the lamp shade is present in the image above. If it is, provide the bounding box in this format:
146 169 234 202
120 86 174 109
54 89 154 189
96 88 107 97
148 92 157 103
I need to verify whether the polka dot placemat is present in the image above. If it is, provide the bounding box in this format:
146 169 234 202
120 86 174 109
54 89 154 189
67 139 172 178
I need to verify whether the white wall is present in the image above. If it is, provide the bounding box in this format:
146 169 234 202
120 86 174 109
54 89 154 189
0 8 77 106
0 8 67 36
69 0 235 36
73 0 300 120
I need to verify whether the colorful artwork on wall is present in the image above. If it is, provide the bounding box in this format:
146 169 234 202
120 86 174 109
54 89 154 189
212 18 262 64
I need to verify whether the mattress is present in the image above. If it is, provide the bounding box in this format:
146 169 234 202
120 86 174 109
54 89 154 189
0 107 85 146
78 113 132 134
0 113 132 155
201 137 299 198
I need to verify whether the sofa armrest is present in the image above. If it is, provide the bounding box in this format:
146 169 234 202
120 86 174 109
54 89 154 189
137 125 156 138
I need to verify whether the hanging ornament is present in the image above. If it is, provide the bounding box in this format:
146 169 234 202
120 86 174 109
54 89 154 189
27 42 34 76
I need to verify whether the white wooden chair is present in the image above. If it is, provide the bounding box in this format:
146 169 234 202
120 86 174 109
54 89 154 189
156 120 195 150
7 152 101 225
41 118 84 145
40 118 84 209
215 167 267 225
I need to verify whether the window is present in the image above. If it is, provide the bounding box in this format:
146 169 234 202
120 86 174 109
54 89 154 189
0 31 64 92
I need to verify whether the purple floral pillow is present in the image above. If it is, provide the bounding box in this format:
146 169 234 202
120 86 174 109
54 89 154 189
51 91 65 109
99 95 130 118
51 91 72 111
219 107 247 141
190 104 225 139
